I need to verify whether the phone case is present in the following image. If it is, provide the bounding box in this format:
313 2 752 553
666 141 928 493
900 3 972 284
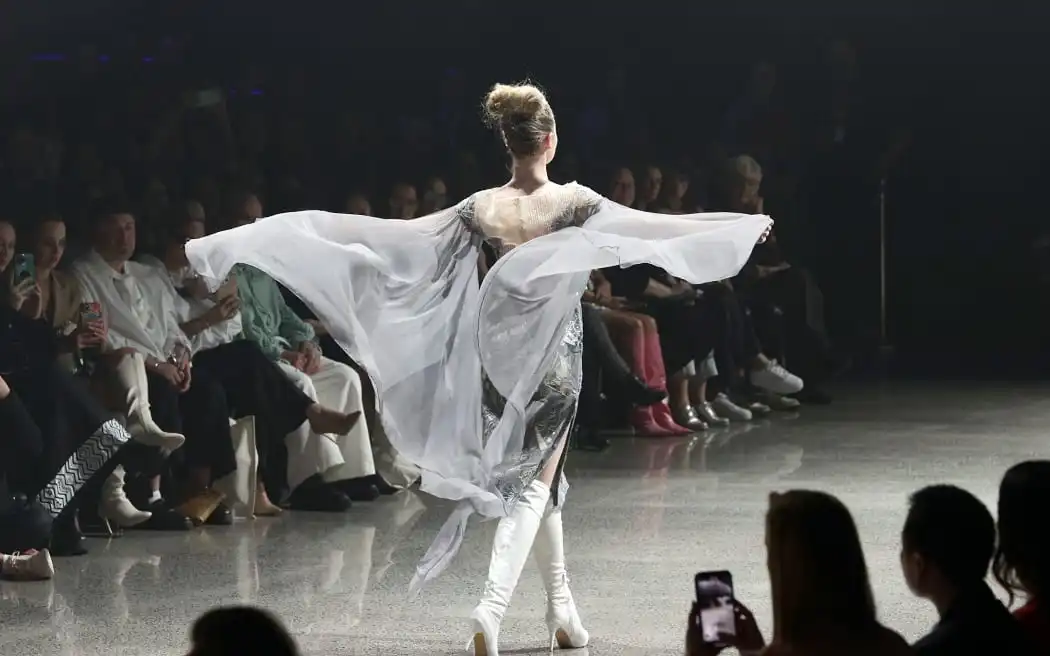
79 302 103 323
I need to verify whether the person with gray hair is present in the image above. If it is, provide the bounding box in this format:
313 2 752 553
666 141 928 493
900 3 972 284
716 154 844 404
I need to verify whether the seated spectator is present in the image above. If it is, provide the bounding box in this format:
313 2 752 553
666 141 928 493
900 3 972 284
232 261 384 502
18 213 106 372
387 182 419 220
687 490 911 656
188 606 300 656
635 164 662 211
420 176 449 214
0 308 134 555
585 270 686 437
154 205 366 513
73 202 236 527
0 219 15 273
653 168 690 214
995 461 1050 652
715 155 841 403
902 484 1035 655
344 192 372 216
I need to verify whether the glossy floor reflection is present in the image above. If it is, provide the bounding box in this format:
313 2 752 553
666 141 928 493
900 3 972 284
3 382 1047 656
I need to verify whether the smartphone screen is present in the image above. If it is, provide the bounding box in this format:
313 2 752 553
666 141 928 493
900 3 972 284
695 570 735 646
13 253 35 282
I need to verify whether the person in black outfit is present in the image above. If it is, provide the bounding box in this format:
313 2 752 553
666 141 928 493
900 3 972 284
902 484 1036 656
575 303 665 451
0 303 136 555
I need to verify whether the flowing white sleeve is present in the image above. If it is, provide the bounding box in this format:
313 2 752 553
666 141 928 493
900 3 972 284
476 186 771 399
185 206 488 501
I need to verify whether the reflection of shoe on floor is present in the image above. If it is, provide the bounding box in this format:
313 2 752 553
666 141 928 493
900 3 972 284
762 393 801 411
793 387 833 405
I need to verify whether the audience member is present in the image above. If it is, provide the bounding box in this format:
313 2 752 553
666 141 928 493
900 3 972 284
154 207 367 514
902 484 1035 655
420 176 449 214
688 490 911 656
188 606 300 656
0 301 133 555
72 203 233 528
718 155 840 402
388 182 419 220
636 164 662 211
994 460 1050 652
0 219 15 272
227 199 387 503
344 192 372 216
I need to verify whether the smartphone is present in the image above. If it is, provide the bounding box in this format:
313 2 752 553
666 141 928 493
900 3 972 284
694 570 735 647
12 253 34 283
79 302 102 325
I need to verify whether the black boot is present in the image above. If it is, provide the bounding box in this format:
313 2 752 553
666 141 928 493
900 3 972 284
50 509 88 557
605 368 666 407
573 425 610 453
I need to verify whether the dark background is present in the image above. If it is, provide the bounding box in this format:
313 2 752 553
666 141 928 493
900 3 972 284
2 0 1047 375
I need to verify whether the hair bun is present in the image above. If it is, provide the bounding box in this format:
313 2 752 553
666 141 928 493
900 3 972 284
483 83 547 127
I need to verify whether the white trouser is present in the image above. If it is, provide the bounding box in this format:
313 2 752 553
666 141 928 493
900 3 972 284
279 356 376 489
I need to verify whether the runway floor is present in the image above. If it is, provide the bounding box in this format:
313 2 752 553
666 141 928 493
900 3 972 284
2 382 1047 656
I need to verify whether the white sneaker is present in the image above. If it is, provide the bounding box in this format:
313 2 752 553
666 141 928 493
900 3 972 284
711 393 753 422
750 360 804 395
0 549 55 581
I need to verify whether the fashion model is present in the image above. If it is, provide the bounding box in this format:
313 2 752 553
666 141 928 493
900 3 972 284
185 82 770 655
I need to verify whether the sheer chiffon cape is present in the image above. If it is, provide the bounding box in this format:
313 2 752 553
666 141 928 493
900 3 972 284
185 182 770 590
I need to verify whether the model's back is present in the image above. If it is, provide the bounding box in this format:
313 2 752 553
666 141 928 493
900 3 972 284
469 182 602 256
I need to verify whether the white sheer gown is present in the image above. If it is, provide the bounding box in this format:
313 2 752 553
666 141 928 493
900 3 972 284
185 182 770 591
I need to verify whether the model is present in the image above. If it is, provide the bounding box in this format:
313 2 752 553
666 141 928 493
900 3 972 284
185 82 770 655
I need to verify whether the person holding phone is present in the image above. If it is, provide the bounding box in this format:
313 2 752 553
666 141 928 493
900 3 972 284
686 490 911 656
18 215 105 370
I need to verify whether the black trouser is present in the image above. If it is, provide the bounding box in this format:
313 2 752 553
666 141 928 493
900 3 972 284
701 283 765 396
744 267 832 383
5 360 121 503
145 365 237 484
644 295 724 375
192 340 314 497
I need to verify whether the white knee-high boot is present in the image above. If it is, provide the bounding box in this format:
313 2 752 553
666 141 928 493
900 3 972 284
112 353 185 451
469 479 551 656
533 502 589 651
98 465 152 529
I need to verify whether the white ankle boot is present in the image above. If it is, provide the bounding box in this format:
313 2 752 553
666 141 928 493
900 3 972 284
534 504 589 651
469 480 551 656
98 466 152 528
113 353 185 451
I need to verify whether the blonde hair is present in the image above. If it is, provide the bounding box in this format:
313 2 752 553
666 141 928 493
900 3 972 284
483 82 556 158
